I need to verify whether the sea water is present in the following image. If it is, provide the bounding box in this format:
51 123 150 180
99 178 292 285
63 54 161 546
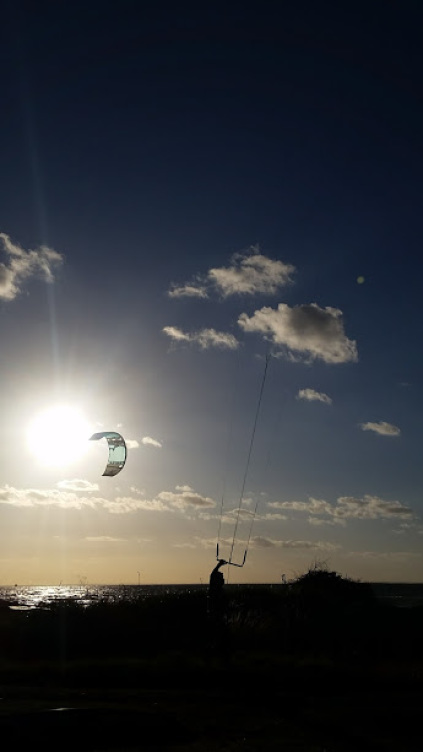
1 582 423 610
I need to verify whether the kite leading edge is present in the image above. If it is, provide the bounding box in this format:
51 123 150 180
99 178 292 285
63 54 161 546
89 431 127 476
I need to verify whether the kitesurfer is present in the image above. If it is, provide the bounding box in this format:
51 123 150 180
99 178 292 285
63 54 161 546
207 559 231 664
208 559 227 618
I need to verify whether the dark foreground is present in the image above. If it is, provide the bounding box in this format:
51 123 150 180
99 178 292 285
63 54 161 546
1 575 422 751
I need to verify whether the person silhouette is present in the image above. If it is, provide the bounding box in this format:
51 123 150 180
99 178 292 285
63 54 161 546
207 559 231 663
208 559 227 619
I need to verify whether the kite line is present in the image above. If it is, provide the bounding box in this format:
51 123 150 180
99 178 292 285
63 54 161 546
217 351 271 567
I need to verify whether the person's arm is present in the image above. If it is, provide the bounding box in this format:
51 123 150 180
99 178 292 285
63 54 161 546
211 559 227 576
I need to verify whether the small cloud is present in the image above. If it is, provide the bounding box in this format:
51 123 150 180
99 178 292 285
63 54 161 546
162 326 191 343
335 495 412 520
297 388 332 405
168 282 208 299
349 550 421 561
269 494 413 522
0 232 64 301
130 486 145 495
158 484 215 509
238 302 357 364
359 421 401 437
167 247 295 300
269 498 333 516
163 326 239 350
104 497 169 514
208 249 295 297
251 536 339 550
56 479 99 492
125 439 140 449
141 436 162 448
85 536 126 543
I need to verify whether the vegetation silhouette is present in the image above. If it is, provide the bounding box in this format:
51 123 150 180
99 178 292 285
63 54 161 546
1 568 422 750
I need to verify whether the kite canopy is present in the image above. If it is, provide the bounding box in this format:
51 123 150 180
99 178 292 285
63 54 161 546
89 431 127 476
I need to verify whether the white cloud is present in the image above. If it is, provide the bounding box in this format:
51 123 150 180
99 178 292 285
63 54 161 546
0 485 99 510
163 325 239 350
167 248 295 299
85 536 126 543
359 421 401 437
238 302 358 364
208 250 295 297
141 436 162 448
335 496 412 520
0 483 216 515
125 439 140 449
269 494 414 522
297 388 332 404
104 497 169 514
162 326 191 342
270 498 334 516
0 232 64 301
158 484 215 509
130 486 145 495
168 282 208 299
56 479 99 492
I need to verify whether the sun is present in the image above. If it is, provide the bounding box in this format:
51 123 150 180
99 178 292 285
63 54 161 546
26 405 92 468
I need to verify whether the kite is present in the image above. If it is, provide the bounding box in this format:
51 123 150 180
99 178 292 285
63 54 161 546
89 431 127 476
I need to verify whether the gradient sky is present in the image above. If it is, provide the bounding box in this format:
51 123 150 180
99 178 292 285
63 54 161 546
1 1 422 585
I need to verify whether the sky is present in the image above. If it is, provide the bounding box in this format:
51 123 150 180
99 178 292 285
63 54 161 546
1 1 423 585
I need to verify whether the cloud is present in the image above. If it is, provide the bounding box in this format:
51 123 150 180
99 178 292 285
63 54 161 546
125 439 140 449
270 498 334 516
157 484 215 509
297 388 332 404
56 479 99 492
0 485 100 510
168 248 295 299
208 250 295 297
0 233 64 301
0 481 219 517
85 536 126 543
238 302 358 364
335 496 412 520
348 550 421 560
251 536 340 550
359 421 401 437
141 436 162 448
163 325 239 350
269 495 414 522
168 281 208 299
130 486 145 495
104 497 169 514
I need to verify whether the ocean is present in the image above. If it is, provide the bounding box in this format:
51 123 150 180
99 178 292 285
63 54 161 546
1 581 423 610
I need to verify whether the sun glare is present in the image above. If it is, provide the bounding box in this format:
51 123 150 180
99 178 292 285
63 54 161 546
26 405 92 468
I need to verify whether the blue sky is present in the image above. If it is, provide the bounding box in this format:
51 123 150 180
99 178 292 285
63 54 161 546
0 1 422 584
